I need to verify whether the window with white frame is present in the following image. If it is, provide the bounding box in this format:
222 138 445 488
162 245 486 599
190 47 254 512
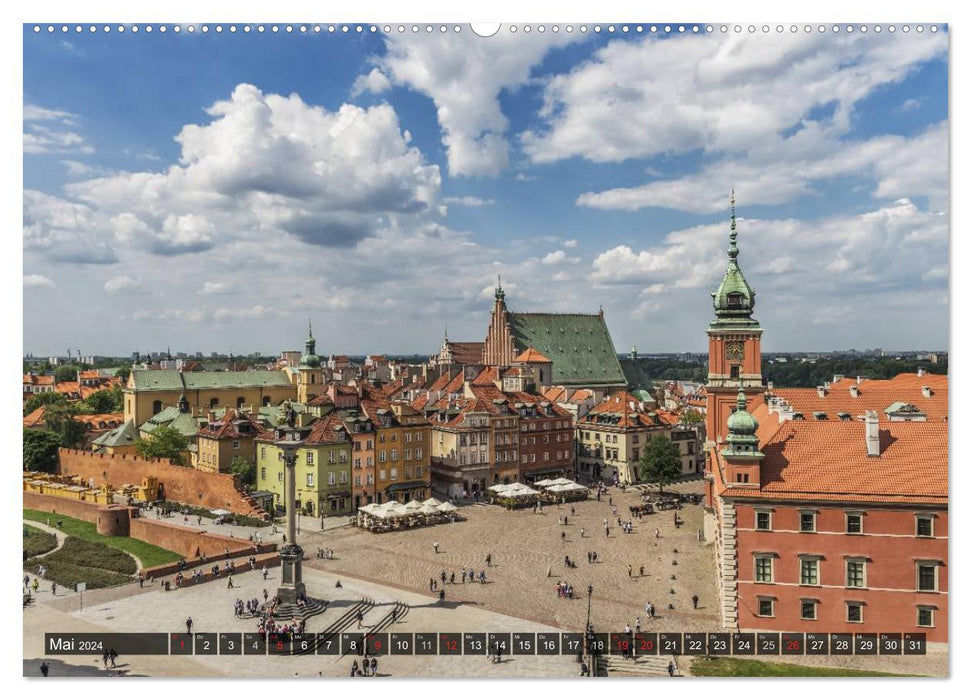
799 510 817 533
755 556 774 583
846 559 866 588
340 471 347 484
800 600 818 620
846 602 863 623
390 468 397 480
306 473 314 487
916 515 934 537
328 472 335 485
755 510 772 531
757 598 774 617
917 606 935 628
379 469 386 481
306 452 314 465
799 557 820 586
916 562 939 592
846 512 863 534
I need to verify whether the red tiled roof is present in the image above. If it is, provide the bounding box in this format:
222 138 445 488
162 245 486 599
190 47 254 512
23 374 55 386
771 373 947 422
542 386 567 403
302 413 349 445
446 341 484 365
198 409 268 440
307 394 334 407
470 366 498 386
580 390 673 429
515 346 551 363
726 419 947 505
23 406 47 428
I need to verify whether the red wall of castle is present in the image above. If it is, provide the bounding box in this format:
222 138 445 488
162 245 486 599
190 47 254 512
24 491 102 522
58 448 259 515
734 502 948 643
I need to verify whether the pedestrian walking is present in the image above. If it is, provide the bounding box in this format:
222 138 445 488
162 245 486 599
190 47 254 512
186 617 193 634
109 649 117 668
639 565 645 577
357 611 364 629
102 650 109 669
227 576 235 589
32 578 39 593
486 553 492 567
605 526 609 537
262 565 268 580
429 578 435 592
51 582 57 596
450 572 455 584
635 617 641 634
439 589 445 603
39 661 49 677
561 531 566 541
433 541 440 554
370 656 377 676
655 528 660 539
668 660 677 677
351 660 359 677
692 594 699 609
580 528 585 538
24 574 29 589
627 564 632 578
461 571 467 584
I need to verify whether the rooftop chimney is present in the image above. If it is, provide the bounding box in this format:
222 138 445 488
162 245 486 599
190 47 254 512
816 386 827 398
850 385 860 397
917 367 926 377
922 386 932 398
864 410 880 457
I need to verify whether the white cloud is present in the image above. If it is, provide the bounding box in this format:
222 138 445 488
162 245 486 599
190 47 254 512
592 200 947 297
443 196 494 207
900 98 923 112
563 239 578 248
373 32 582 176
24 104 92 155
213 305 276 321
103 275 143 294
199 281 232 296
524 32 945 165
351 68 392 97
23 274 54 288
578 121 948 214
541 250 581 266
33 84 442 259
62 160 107 178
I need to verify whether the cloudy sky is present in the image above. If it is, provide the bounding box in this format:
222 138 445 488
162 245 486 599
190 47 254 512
23 25 948 357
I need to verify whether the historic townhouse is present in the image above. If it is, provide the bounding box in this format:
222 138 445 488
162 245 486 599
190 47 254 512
360 387 431 505
703 197 949 645
196 409 267 474
255 412 353 516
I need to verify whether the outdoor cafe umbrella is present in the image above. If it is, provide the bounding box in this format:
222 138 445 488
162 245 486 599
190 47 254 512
419 504 439 515
422 497 442 507
534 479 556 487
404 500 423 510
437 502 458 513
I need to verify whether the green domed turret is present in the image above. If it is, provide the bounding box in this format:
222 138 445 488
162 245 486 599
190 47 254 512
710 191 760 330
722 388 764 460
299 320 321 369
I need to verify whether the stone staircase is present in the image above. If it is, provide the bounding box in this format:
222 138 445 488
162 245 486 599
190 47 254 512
272 596 328 622
604 654 675 677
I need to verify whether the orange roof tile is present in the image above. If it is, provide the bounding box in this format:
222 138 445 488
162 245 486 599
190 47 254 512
771 373 947 422
724 419 947 505
515 346 551 364
23 406 47 428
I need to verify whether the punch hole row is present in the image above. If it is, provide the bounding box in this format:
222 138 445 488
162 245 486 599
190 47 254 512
32 24 940 35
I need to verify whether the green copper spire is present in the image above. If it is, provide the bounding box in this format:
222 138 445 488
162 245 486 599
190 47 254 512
710 191 760 330
495 273 505 302
722 387 764 460
299 319 321 369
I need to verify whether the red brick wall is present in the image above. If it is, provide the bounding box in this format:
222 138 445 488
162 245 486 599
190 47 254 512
58 448 260 515
735 502 948 643
24 491 101 523
129 518 267 560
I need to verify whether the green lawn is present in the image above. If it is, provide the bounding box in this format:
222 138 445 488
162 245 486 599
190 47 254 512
25 536 136 589
691 656 916 677
23 509 180 568
23 524 58 558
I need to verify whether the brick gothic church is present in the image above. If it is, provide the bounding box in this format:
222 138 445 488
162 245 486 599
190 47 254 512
703 196 948 644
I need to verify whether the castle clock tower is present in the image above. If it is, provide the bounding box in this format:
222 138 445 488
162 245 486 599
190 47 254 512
706 193 764 444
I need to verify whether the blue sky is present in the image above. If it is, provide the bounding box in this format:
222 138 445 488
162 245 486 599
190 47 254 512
23 25 949 356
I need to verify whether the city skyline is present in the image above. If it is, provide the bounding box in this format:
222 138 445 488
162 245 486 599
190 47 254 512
24 27 948 355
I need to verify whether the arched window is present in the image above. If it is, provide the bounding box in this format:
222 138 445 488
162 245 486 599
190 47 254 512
152 400 162 414
209 397 219 409
236 396 245 408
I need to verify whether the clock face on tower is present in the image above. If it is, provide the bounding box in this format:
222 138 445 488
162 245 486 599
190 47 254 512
725 341 745 361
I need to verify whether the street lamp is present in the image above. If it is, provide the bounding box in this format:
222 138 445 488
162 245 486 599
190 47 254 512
586 584 594 633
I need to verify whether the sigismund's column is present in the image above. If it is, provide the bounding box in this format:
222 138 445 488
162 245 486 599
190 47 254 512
277 428 306 604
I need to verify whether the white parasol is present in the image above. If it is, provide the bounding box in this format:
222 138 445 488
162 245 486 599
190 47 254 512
437 501 458 512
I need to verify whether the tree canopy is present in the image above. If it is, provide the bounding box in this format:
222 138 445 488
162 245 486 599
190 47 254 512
79 387 123 414
637 434 683 494
135 425 190 466
42 402 87 448
23 428 62 473
230 456 256 487
24 391 68 416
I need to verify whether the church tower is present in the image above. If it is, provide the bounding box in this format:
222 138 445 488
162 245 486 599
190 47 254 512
706 192 764 444
483 275 517 367
297 320 323 403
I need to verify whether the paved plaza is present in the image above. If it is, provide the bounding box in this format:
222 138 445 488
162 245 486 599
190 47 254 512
24 480 946 677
